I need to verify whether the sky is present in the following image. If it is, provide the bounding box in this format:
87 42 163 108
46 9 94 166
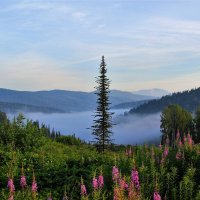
1 0 200 92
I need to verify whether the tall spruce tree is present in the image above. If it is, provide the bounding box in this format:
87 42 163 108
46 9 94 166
92 56 114 152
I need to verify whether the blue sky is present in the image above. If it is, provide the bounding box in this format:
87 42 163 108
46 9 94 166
1 0 200 92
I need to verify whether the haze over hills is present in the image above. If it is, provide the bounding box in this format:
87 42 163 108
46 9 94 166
0 88 155 113
111 100 149 110
133 88 170 98
0 102 64 114
129 87 200 114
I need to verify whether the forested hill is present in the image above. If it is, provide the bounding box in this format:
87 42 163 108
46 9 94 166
0 88 154 113
129 87 200 114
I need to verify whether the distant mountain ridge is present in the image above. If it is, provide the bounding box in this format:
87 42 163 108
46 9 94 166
0 88 155 113
129 87 200 114
133 88 170 97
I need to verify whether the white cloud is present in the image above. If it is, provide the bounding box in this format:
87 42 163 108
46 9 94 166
1 1 70 12
0 53 94 91
72 11 87 21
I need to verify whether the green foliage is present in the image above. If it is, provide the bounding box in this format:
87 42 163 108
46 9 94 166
180 167 195 200
160 104 194 146
194 107 200 142
2 111 200 199
55 134 84 145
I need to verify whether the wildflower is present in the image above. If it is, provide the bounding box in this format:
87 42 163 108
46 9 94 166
113 187 119 200
92 177 98 189
119 178 128 190
176 150 182 160
98 175 104 188
163 146 169 158
176 130 180 140
32 180 38 192
7 178 15 192
178 140 183 147
32 172 38 193
112 166 119 181
159 143 162 149
128 182 140 199
20 175 27 188
160 157 164 165
8 194 14 200
187 134 193 146
131 170 140 189
81 184 87 196
128 190 133 199
154 192 161 200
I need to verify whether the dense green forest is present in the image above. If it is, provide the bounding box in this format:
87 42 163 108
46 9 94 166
129 87 200 114
1 110 200 199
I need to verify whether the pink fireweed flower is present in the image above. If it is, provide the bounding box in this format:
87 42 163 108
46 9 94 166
32 180 38 192
188 137 193 145
131 170 140 189
178 140 183 147
187 134 193 146
8 194 14 200
176 151 182 160
176 131 180 140
119 178 128 190
98 175 104 188
154 192 161 200
128 190 133 199
160 156 165 165
112 166 119 181
113 187 119 200
7 178 15 192
20 175 27 188
92 177 98 189
159 143 162 149
81 184 87 196
32 172 38 193
163 146 169 158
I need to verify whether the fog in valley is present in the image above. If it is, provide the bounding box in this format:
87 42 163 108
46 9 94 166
8 110 161 145
113 112 161 144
